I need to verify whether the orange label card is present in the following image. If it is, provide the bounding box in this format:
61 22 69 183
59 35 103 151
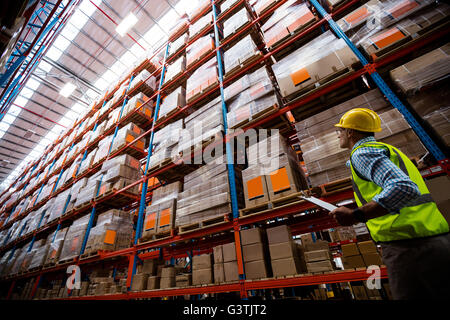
104 230 116 245
345 7 369 26
159 208 171 227
145 211 157 231
290 68 311 86
372 28 405 49
247 176 265 200
269 167 291 193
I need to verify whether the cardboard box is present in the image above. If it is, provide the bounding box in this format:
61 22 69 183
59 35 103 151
147 276 160 290
142 259 160 275
192 268 213 285
267 225 292 244
352 285 369 300
244 260 268 280
341 243 360 257
425 176 450 224
362 252 383 266
304 249 332 263
240 227 265 245
214 263 225 283
161 266 176 278
271 257 301 277
193 254 213 270
222 242 237 262
304 240 330 252
213 245 224 264
176 274 192 287
268 241 298 260
342 255 365 269
243 243 266 263
306 260 335 273
357 241 378 254
131 273 148 291
224 261 239 282
160 277 175 289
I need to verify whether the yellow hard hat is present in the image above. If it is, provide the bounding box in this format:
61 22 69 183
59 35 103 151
334 108 382 132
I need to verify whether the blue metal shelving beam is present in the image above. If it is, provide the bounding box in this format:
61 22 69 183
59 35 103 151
309 0 446 162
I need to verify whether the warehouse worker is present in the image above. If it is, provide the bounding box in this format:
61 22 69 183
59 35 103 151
330 108 450 300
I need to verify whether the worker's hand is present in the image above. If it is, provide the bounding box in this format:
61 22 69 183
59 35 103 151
328 206 357 226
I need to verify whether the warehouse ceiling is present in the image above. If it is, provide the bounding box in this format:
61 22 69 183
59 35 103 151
0 0 197 189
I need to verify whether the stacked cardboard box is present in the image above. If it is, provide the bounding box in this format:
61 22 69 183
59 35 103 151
193 253 213 285
98 154 141 197
222 7 251 40
390 43 450 147
189 10 213 38
341 241 383 269
47 190 71 223
122 92 153 121
158 87 186 121
351 3 449 58
27 238 49 271
93 135 113 167
268 225 305 277
225 67 279 129
160 266 177 289
65 178 87 212
186 34 215 68
213 245 225 283
241 227 270 279
73 172 103 207
261 0 315 48
83 209 133 255
149 119 183 169
273 30 358 99
251 0 278 17
164 55 186 85
328 226 357 243
43 227 68 266
242 134 308 208
128 69 156 94
222 242 240 282
176 161 243 226
110 122 146 155
303 240 335 273
178 97 223 152
295 89 427 186
186 57 218 104
168 33 188 58
142 181 182 239
224 35 261 76
358 241 383 267
58 215 90 262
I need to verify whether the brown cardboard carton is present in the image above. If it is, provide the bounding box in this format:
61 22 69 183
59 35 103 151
192 268 213 285
131 273 148 291
341 243 360 257
304 249 332 263
176 274 192 287
267 224 292 244
222 242 237 262
271 257 301 277
245 260 268 280
362 252 383 266
300 233 314 245
425 176 450 224
342 255 365 269
240 227 265 245
161 266 176 278
142 259 158 275
357 241 378 254
306 260 335 273
193 253 213 270
214 263 225 283
269 240 298 260
160 277 175 289
224 261 239 282
213 245 224 264
147 276 160 290
304 240 329 252
243 243 266 262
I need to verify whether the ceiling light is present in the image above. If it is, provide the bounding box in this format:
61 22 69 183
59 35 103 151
60 82 76 97
116 13 138 37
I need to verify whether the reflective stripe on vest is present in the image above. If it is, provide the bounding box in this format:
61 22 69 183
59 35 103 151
350 141 449 242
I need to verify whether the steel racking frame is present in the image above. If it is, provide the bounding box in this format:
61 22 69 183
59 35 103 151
1 0 449 300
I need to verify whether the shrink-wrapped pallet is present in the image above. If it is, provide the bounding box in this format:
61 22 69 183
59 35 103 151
28 240 50 270
169 33 188 58
164 55 186 85
158 87 186 121
224 35 261 76
186 34 215 68
189 8 213 37
58 215 90 262
186 58 218 103
129 69 156 95
223 7 251 39
122 92 153 122
73 172 103 207
44 227 69 266
47 189 71 223
110 122 146 155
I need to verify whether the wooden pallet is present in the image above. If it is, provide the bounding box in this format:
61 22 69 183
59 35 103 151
138 229 173 244
42 262 56 269
177 214 229 234
186 80 219 106
318 177 352 196
28 266 43 273
110 142 146 159
224 52 264 81
72 201 91 214
95 189 139 210
220 20 254 49
186 48 215 70
230 103 279 129
155 105 182 127
56 257 77 266
240 191 305 216
80 250 102 261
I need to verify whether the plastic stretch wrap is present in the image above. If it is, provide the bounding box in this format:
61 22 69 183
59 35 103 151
78 149 97 176
273 31 358 98
0 250 12 276
227 94 279 129
170 16 190 40
262 1 315 48
105 108 121 133
338 0 435 33
153 119 184 152
224 35 259 75
251 0 278 16
47 189 71 223
28 242 50 270
110 122 146 154
159 87 186 120
44 227 69 265
187 34 215 67
90 120 106 143
149 145 180 168
122 92 153 119
351 3 450 56
164 56 186 85
93 135 113 165
169 32 188 58
390 43 450 96
221 0 242 15
84 209 133 253
186 58 218 102
189 9 213 36
423 107 450 147
73 173 103 207
129 69 156 94
184 160 229 190
9 247 26 275
59 215 90 261
223 8 251 39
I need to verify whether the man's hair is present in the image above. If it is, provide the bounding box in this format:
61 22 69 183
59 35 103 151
354 130 375 137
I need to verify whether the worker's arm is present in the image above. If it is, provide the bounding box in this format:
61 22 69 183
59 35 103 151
330 146 421 226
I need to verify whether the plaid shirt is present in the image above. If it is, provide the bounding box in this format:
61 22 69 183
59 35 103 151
346 136 421 213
